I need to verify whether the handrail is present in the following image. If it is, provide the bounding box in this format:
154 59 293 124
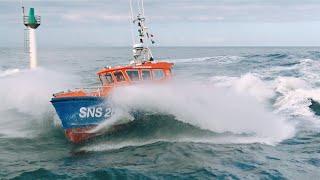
53 85 115 97
23 15 41 25
74 85 113 97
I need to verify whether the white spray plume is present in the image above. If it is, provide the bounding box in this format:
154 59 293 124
210 73 274 103
0 68 77 137
93 81 295 145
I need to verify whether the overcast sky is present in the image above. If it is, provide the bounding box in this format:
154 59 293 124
1 0 320 47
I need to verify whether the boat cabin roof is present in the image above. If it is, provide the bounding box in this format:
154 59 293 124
96 61 174 86
97 61 173 75
52 61 174 98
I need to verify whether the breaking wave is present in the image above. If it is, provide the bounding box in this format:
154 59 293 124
210 58 320 125
170 56 243 64
245 53 289 59
90 81 295 146
86 56 320 150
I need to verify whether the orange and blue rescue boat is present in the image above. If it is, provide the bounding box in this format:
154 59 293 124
50 7 173 143
51 61 173 143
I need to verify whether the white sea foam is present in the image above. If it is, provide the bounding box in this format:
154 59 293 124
210 70 320 122
273 76 320 120
296 59 320 85
80 135 288 152
80 140 159 152
255 58 320 119
92 81 295 145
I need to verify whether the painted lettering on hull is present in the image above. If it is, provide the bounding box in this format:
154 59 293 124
79 107 112 118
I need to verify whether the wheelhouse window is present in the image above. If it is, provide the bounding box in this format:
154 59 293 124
100 73 114 85
153 69 165 80
126 70 140 81
141 70 151 80
113 71 126 82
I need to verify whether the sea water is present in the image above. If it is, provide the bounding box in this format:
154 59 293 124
0 47 319 179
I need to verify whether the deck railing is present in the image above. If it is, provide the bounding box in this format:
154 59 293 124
53 85 113 97
74 86 103 96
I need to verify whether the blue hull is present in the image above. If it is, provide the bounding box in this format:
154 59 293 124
51 96 112 129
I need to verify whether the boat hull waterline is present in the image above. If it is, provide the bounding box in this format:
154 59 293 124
51 96 112 143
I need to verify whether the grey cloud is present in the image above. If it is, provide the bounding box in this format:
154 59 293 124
2 0 320 26
1 0 320 46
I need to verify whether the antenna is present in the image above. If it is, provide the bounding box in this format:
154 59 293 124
21 0 25 16
129 0 135 45
129 0 156 63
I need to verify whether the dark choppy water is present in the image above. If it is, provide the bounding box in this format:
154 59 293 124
1 47 320 179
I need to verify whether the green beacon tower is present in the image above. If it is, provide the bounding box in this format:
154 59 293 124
23 8 41 29
22 7 41 69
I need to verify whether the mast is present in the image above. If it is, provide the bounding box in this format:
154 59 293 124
22 1 41 69
129 0 156 63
